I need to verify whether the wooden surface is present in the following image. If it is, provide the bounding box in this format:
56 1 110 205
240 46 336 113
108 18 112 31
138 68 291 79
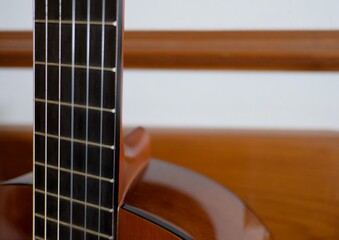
0 129 271 240
0 126 32 181
124 159 271 240
0 32 32 68
0 186 182 240
119 127 151 203
1 127 339 240
118 208 181 240
125 31 339 71
1 31 339 71
0 161 271 240
149 129 339 240
0 185 32 240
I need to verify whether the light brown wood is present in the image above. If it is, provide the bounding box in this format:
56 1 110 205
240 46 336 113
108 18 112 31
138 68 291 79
0 32 33 68
0 128 271 240
1 127 339 240
1 31 339 71
119 127 151 204
123 159 271 240
125 31 339 71
0 185 182 240
149 128 339 240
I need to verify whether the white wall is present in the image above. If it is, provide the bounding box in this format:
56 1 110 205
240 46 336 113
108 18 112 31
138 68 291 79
124 70 339 130
0 0 339 130
2 0 339 30
125 0 339 30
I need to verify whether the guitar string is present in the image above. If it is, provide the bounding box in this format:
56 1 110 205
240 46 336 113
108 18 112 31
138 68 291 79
57 0 62 239
113 0 119 236
84 0 91 238
44 0 48 239
70 0 76 238
98 0 107 238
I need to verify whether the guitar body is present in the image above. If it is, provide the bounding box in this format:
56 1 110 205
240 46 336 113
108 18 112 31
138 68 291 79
0 128 271 240
0 185 32 240
119 159 271 240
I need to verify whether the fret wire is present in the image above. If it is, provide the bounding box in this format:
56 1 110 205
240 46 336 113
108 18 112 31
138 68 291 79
35 61 116 72
35 98 116 113
35 162 114 183
34 131 115 150
35 19 117 26
35 213 114 239
44 0 48 239
35 189 113 213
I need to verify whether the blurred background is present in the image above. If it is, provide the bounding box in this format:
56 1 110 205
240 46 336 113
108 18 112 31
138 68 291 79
0 0 338 129
1 1 339 240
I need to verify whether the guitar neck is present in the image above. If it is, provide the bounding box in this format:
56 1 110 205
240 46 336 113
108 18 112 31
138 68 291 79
33 0 123 239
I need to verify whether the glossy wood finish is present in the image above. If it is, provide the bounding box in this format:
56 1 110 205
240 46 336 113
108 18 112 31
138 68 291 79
2 127 339 240
149 128 339 240
0 126 32 181
1 31 339 71
0 128 271 240
119 127 151 203
0 185 32 240
0 185 182 240
0 160 271 240
123 159 271 240
118 208 181 240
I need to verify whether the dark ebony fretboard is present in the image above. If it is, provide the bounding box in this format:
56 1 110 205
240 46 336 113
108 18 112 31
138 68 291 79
33 0 123 239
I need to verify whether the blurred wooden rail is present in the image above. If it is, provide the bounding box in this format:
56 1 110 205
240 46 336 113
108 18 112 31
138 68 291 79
1 31 339 70
1 127 339 240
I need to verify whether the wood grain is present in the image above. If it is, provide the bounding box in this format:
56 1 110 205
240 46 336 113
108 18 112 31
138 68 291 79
1 127 339 240
148 128 339 240
125 31 339 71
1 31 339 71
119 127 151 203
0 129 271 240
124 159 271 240
0 32 32 68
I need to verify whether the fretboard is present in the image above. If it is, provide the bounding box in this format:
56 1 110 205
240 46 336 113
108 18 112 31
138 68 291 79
33 0 123 239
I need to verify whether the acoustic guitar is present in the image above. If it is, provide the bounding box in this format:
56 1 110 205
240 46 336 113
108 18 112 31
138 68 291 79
0 0 271 239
